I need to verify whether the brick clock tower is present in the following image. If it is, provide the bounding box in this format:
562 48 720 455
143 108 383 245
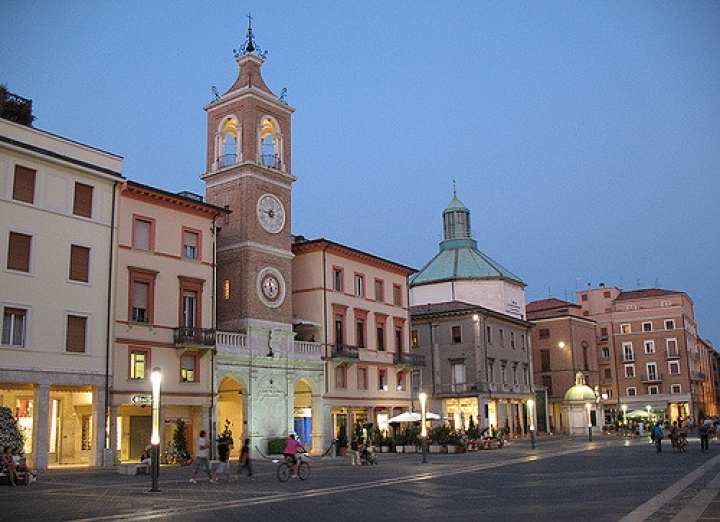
202 23 295 337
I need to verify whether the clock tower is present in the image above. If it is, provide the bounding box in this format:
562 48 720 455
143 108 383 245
202 21 295 333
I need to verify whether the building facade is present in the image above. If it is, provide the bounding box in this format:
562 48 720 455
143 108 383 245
0 116 122 468
110 181 227 463
292 237 419 444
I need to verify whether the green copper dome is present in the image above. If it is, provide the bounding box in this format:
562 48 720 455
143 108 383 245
410 194 524 287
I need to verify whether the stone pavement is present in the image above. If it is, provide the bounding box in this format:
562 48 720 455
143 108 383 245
1 435 719 521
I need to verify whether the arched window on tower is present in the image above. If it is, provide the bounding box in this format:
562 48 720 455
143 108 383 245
218 118 239 168
260 117 282 170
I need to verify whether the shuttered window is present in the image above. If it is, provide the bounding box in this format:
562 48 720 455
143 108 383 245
132 281 149 323
73 182 93 218
69 245 90 282
183 230 198 259
133 218 151 250
66 315 87 353
7 232 31 272
2 307 26 346
12 165 36 204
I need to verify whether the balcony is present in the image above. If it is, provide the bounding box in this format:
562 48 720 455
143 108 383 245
261 153 283 171
331 344 360 360
690 371 707 382
393 352 426 367
622 355 635 363
640 373 664 384
666 349 680 359
173 327 215 355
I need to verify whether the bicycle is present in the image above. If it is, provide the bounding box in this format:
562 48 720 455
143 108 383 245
276 453 310 482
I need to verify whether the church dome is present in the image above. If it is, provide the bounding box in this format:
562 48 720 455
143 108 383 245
564 372 597 402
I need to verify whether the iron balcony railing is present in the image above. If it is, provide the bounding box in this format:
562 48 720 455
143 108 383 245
173 327 216 346
640 373 664 383
393 352 426 367
331 344 360 360
690 371 707 381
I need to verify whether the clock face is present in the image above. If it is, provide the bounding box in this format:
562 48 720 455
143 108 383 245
257 194 285 233
257 267 285 308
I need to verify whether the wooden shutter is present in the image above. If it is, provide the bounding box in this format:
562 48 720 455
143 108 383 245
7 232 31 272
66 315 87 353
69 245 90 282
12 165 36 204
73 182 93 218
134 219 151 250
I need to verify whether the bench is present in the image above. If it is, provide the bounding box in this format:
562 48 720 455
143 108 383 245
118 463 149 475
1 470 28 485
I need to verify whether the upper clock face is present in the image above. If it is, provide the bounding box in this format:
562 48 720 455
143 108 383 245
262 274 280 300
257 194 285 233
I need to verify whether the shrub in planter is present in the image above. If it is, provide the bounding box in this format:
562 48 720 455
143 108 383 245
267 438 287 455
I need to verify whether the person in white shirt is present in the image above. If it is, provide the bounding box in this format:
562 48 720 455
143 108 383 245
189 430 213 484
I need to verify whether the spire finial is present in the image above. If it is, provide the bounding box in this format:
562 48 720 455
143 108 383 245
234 12 268 59
452 179 457 196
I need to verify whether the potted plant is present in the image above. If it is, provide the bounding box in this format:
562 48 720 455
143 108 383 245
403 425 419 453
336 425 348 456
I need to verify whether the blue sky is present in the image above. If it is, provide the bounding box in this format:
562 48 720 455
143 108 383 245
2 1 718 344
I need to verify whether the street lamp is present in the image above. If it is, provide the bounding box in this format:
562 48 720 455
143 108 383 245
150 367 162 492
622 404 628 436
419 392 428 464
528 399 536 449
646 404 651 423
586 403 592 442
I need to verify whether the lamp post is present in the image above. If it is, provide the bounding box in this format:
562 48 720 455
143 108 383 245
622 404 628 437
528 399 536 449
150 367 162 492
586 403 592 442
419 392 428 464
646 404 651 424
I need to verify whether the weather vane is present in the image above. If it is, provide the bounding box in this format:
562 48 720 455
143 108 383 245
234 12 268 59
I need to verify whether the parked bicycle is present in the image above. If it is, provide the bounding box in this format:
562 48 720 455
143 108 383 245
161 447 193 466
276 452 310 482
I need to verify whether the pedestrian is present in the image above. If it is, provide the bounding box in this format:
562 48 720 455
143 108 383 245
236 438 254 481
349 437 361 466
212 438 234 484
190 429 213 484
699 420 711 452
652 422 663 453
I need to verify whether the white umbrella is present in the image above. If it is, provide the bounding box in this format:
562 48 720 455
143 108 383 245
388 411 440 423
627 409 650 418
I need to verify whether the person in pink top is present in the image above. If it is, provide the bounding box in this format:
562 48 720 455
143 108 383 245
282 434 306 478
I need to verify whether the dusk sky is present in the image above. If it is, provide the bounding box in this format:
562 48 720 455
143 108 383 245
2 2 718 344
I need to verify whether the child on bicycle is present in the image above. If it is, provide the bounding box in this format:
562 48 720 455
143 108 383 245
282 434 306 478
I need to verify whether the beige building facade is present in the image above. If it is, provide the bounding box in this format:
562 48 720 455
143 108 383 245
0 116 122 468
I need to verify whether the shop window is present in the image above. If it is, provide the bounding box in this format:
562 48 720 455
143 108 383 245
73 182 93 218
81 415 92 451
66 314 88 353
2 307 26 347
69 244 90 283
7 231 32 272
181 354 198 382
12 165 36 204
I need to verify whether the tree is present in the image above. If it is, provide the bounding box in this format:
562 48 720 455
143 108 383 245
173 419 188 453
0 406 23 452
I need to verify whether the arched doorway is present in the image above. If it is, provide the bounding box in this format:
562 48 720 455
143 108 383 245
216 375 245 458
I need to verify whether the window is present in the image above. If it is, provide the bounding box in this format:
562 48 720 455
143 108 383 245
66 315 87 353
2 307 26 347
602 347 610 358
523 365 530 385
622 343 634 362
624 364 635 378
12 165 36 204
539 328 549 339
500 362 507 384
355 274 364 297
600 327 609 337
393 284 402 306
521 334 526 350
603 291 611 298
411 329 419 348
648 385 659 395
451 325 462 344
334 315 344 347
395 326 403 352
644 340 655 354
646 363 658 381
333 268 343 292
223 279 230 300
133 217 152 251
666 338 678 357
581 294 588 301
627 387 637 396
181 354 198 382
130 349 147 379
487 360 495 383
510 331 516 349
604 368 612 380
356 320 365 348
452 361 466 390
378 370 387 391
7 232 32 272
376 323 385 351
542 375 553 396
512 363 519 385
621 324 631 334
182 290 197 328
487 325 493 343
582 342 589 371
81 415 92 451
540 350 551 372
357 367 368 390
396 371 405 391
73 182 93 218
411 369 421 391
335 366 347 389
183 230 199 259
129 267 157 324
665 319 675 330
671 384 682 394
69 245 90 282
499 329 505 347
374 280 384 302
642 322 652 332
668 361 680 375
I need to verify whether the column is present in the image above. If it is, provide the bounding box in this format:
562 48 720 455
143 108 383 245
108 404 119 465
310 393 324 456
33 384 50 470
92 386 106 467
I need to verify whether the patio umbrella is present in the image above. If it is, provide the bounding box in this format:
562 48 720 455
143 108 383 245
627 409 650 418
388 411 440 423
